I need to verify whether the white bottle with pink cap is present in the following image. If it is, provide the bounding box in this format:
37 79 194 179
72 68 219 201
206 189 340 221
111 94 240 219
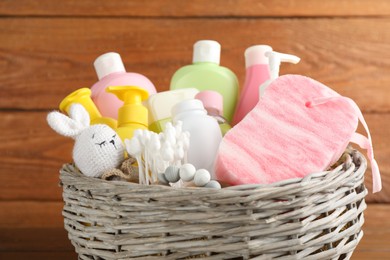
91 52 157 119
195 90 231 136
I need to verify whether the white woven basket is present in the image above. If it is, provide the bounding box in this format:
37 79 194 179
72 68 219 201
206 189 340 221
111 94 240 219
60 149 367 259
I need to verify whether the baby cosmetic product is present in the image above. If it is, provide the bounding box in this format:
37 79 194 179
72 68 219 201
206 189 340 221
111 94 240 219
195 90 231 136
172 99 222 176
59 88 117 129
259 51 300 98
91 52 156 119
216 75 381 193
170 40 239 122
106 86 149 141
145 88 199 133
232 45 272 125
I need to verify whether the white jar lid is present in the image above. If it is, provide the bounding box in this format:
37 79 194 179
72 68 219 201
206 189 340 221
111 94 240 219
94 52 126 80
192 40 221 65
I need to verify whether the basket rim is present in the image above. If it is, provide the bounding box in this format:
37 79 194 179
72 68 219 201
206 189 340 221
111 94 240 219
60 149 366 195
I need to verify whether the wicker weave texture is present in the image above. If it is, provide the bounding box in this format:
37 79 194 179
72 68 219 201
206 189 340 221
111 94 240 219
60 150 368 260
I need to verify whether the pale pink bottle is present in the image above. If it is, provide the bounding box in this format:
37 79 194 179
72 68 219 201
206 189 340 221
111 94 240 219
91 52 156 119
232 45 272 125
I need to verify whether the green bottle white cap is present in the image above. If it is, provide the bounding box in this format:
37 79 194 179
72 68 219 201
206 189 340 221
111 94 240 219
94 52 126 80
192 40 221 65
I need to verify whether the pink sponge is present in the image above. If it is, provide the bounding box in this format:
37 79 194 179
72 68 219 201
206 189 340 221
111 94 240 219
216 75 381 191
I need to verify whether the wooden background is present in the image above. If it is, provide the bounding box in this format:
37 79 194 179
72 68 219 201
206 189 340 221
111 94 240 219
0 0 389 259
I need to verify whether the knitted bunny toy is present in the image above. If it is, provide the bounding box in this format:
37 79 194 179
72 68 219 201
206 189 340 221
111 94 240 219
47 103 125 178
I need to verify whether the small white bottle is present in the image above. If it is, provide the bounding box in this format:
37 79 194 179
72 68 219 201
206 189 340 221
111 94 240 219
172 99 222 177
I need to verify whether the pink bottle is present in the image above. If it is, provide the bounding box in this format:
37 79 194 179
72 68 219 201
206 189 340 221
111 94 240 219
91 52 157 119
232 45 272 126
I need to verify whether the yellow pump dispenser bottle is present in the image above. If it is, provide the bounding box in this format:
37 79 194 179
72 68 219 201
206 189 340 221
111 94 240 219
59 88 117 129
106 86 149 141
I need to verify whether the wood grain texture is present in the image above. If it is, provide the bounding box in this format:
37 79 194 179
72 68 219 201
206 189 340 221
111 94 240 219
1 0 390 17
0 252 77 260
0 201 64 228
0 228 74 252
0 1 388 258
0 18 390 113
0 203 388 259
0 111 388 202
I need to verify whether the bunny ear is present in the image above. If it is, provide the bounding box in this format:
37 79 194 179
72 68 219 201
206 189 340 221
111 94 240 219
47 111 85 139
68 103 90 129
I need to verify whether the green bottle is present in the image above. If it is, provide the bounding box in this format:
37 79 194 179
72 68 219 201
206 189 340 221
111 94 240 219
170 40 239 122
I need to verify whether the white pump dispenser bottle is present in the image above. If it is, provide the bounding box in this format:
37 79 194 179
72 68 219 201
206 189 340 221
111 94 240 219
259 51 301 98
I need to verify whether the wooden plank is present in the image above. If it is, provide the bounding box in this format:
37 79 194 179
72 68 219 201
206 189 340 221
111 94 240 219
0 203 388 259
0 18 390 112
353 252 390 260
359 114 390 203
1 0 390 17
0 111 72 200
0 252 77 260
0 201 64 228
0 112 389 202
352 204 390 259
0 228 74 251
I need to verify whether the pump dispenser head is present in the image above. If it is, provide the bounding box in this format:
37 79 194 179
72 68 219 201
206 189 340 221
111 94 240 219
266 51 300 79
193 40 221 65
106 86 149 128
59 88 117 129
60 88 99 116
259 51 300 98
244 45 273 68
94 52 126 80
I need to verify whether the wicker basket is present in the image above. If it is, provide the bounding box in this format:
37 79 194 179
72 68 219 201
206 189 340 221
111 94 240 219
60 150 368 260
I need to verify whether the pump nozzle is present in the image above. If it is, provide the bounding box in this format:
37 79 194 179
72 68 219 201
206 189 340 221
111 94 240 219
266 51 300 79
106 86 149 140
59 88 117 129
259 51 300 98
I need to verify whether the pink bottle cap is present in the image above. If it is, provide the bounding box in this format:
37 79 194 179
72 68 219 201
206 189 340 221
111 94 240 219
195 90 223 115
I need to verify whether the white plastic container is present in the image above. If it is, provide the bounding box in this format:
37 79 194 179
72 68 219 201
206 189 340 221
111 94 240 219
172 99 222 177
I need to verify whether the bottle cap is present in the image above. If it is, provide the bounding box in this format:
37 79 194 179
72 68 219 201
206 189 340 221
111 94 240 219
94 52 126 80
195 90 223 115
193 40 221 64
106 86 149 127
172 99 205 117
244 45 273 68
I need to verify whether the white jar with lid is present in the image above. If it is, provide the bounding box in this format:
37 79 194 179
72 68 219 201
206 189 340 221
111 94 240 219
172 99 222 177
